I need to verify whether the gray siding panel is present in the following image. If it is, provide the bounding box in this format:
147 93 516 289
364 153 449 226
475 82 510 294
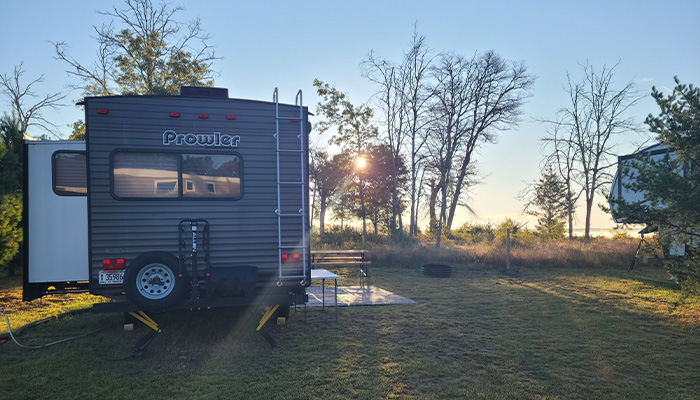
85 95 309 296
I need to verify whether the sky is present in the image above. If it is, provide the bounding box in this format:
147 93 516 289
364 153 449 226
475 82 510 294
1 0 699 235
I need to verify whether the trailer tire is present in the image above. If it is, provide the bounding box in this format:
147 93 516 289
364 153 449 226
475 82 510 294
124 252 184 310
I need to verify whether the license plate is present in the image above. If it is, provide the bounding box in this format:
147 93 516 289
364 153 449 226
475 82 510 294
99 270 125 285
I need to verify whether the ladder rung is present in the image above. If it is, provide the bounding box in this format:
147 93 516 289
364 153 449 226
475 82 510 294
279 245 307 249
279 275 306 279
278 181 304 185
276 117 302 121
277 213 305 217
277 149 303 153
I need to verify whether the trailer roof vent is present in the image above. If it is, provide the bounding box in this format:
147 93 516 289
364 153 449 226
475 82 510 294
179 86 229 99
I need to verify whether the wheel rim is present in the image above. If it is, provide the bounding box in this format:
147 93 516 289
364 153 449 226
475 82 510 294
135 263 175 300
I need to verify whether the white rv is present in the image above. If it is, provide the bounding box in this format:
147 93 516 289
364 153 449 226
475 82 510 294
609 143 695 256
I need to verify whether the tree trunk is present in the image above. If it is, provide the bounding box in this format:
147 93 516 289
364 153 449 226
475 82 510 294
408 151 417 245
567 198 574 240
436 173 449 248
584 197 593 243
428 179 438 224
390 161 400 238
319 196 327 233
447 151 473 230
360 177 367 244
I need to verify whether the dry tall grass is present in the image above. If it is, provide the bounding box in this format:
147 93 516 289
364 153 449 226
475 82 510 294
370 238 639 270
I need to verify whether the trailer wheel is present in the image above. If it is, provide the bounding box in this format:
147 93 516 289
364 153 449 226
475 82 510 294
124 252 184 309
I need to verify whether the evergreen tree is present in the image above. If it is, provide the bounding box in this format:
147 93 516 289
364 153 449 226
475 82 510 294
0 117 24 276
615 78 699 288
0 117 23 196
525 164 568 241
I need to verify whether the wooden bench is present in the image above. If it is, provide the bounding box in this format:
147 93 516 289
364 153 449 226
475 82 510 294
310 249 370 284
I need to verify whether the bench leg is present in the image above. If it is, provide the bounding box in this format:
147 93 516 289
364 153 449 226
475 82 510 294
335 278 338 320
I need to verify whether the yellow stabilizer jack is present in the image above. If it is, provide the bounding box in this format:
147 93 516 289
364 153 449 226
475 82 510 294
129 311 162 333
256 304 279 331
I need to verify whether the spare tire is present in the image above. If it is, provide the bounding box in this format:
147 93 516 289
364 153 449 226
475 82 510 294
124 251 185 309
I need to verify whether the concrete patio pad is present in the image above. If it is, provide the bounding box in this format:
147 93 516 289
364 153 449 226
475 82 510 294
306 285 417 308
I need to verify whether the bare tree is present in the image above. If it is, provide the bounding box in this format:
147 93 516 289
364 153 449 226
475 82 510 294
541 119 582 239
546 63 641 242
446 51 535 230
361 51 406 236
401 30 434 245
0 63 66 136
425 53 472 247
361 26 433 244
426 50 535 246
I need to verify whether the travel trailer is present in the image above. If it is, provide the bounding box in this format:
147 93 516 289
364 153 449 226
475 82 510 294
609 143 695 257
23 87 310 316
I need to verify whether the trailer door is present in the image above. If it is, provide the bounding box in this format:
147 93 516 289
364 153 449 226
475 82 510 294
23 141 89 301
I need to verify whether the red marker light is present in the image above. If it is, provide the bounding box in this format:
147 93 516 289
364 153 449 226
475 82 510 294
97 109 108 114
226 114 236 120
198 113 209 119
102 258 125 270
170 112 180 118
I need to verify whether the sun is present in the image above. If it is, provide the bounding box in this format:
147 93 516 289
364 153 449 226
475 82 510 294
356 156 367 169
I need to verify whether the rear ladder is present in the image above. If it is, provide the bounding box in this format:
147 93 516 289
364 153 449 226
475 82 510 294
273 88 309 286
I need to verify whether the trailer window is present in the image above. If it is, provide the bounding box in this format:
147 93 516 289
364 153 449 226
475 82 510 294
111 151 242 199
181 154 241 198
112 152 179 198
53 151 87 196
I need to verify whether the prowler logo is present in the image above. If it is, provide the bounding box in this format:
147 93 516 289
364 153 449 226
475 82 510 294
163 130 240 147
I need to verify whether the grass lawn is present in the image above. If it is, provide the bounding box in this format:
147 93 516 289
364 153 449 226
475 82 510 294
1 261 699 399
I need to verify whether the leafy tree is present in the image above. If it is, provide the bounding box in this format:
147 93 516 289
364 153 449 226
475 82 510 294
362 144 408 234
68 120 86 141
313 79 377 243
614 78 699 287
54 0 217 97
313 79 376 153
310 150 346 233
524 164 568 241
